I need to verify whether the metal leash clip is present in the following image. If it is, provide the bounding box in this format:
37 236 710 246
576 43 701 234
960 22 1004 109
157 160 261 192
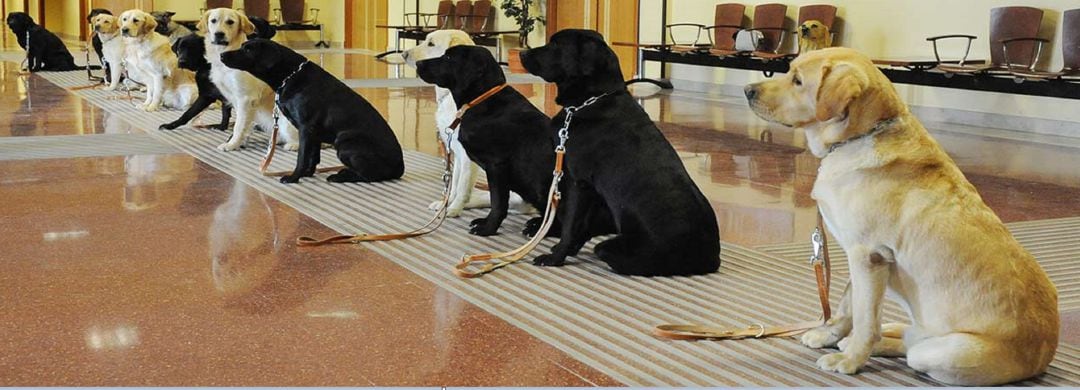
809 227 824 265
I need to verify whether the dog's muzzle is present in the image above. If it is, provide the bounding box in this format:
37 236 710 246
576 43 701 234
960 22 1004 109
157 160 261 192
121 27 130 36
212 32 228 45
743 84 759 101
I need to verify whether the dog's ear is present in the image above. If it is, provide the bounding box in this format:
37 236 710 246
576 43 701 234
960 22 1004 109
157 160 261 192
448 33 471 48
576 35 618 77
815 61 868 122
165 11 176 18
140 12 158 36
239 13 256 37
196 11 209 33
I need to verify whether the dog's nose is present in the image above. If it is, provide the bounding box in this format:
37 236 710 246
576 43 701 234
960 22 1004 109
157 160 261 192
744 85 758 101
121 27 129 34
213 31 225 39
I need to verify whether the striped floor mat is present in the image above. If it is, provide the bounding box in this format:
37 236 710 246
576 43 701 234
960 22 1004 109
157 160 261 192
0 133 177 161
37 70 1080 386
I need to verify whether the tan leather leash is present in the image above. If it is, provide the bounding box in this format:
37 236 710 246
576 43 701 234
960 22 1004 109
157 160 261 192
258 60 345 177
653 211 833 340
453 92 611 279
296 83 510 247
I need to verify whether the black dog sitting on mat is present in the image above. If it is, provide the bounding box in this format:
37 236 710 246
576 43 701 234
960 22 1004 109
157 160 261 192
160 34 231 131
416 46 573 236
520 29 721 276
7 12 81 72
221 39 405 184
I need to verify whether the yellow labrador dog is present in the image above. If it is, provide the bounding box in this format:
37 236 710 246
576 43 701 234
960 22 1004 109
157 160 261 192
744 47 1058 386
118 9 196 111
797 20 832 54
199 8 298 152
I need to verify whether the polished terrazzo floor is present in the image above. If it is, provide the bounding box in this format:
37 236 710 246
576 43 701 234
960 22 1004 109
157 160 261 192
2 46 1080 386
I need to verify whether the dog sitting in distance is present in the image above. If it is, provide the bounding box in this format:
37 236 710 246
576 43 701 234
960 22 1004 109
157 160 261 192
87 8 112 81
745 47 1058 385
798 20 832 54
417 46 568 236
159 34 231 131
520 29 721 276
118 9 197 111
7 12 81 72
402 30 532 218
151 11 194 45
90 13 128 91
221 39 405 184
200 8 300 152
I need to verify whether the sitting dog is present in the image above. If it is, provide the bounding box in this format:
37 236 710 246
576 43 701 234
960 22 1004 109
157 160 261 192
798 20 832 54
417 46 557 236
403 29 531 218
118 9 197 111
90 13 128 91
151 11 194 45
521 29 720 276
87 8 112 81
200 8 299 152
222 39 405 184
6 12 80 71
160 34 231 131
744 47 1058 385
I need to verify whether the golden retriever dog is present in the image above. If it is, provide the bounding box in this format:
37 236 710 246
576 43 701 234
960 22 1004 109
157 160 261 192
797 20 832 54
744 47 1058 386
118 9 196 111
199 8 299 152
91 14 127 91
402 29 532 217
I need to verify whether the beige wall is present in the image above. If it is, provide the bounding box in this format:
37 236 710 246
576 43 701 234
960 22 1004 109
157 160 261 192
639 0 1080 128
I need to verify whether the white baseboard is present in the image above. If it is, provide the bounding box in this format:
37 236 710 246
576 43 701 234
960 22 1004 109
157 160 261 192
669 78 1080 139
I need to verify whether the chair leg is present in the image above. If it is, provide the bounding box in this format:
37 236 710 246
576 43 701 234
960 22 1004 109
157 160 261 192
315 25 330 48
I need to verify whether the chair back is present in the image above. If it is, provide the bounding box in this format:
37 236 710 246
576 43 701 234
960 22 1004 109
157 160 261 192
752 3 787 52
1063 9 1080 70
279 0 305 24
798 4 836 28
436 0 454 29
989 6 1043 66
206 0 234 9
453 1 473 30
244 0 271 20
712 3 745 50
469 0 495 32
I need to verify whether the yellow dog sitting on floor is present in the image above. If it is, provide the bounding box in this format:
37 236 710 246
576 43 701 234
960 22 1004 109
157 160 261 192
798 20 832 53
744 47 1058 386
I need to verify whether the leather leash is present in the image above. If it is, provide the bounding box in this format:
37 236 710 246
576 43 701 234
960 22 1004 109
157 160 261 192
259 61 345 177
454 92 610 278
653 211 833 340
296 83 510 247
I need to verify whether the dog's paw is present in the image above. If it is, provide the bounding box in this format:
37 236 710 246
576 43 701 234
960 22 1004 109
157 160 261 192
522 217 543 237
281 142 300 151
141 103 161 112
816 352 862 375
837 337 850 352
217 141 242 152
159 122 180 130
801 327 842 349
104 84 119 91
280 175 301 184
470 217 487 228
469 220 499 236
532 254 566 267
428 200 444 212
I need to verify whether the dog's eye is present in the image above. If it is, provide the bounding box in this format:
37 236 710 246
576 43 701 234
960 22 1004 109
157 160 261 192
226 20 235 25
210 18 217 24
793 75 802 86
428 42 434 47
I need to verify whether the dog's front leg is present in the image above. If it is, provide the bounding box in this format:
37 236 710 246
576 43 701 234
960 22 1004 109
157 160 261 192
142 75 164 111
440 141 479 217
817 245 889 375
281 129 320 184
218 101 252 151
533 180 592 267
469 164 509 236
802 279 853 348
217 102 232 131
105 61 123 91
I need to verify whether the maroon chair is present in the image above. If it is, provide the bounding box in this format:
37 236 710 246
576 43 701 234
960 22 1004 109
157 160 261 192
755 4 836 60
243 0 271 20
705 3 747 56
452 0 473 30
461 0 495 33
932 6 1044 74
1009 8 1080 80
743 3 788 57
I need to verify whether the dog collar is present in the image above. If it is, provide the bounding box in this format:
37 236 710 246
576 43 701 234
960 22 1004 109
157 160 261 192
448 83 508 130
275 60 310 97
824 116 899 156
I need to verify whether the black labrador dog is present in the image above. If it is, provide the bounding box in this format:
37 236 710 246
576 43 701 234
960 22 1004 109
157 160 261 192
520 29 721 276
160 34 231 131
220 39 405 184
416 46 560 236
247 16 277 40
7 12 79 72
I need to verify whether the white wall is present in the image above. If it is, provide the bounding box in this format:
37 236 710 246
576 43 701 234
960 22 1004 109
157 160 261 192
638 0 1080 134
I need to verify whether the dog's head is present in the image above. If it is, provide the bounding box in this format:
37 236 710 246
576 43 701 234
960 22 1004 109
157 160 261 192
799 20 830 42
198 8 254 47
521 29 625 105
220 38 305 81
744 48 906 157
119 9 157 39
403 29 475 67
246 16 277 40
6 12 35 33
173 34 208 71
86 8 112 24
91 13 121 36
416 45 504 93
150 11 176 35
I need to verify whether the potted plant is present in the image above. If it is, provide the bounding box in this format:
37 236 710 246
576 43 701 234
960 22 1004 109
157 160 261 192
499 0 545 72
